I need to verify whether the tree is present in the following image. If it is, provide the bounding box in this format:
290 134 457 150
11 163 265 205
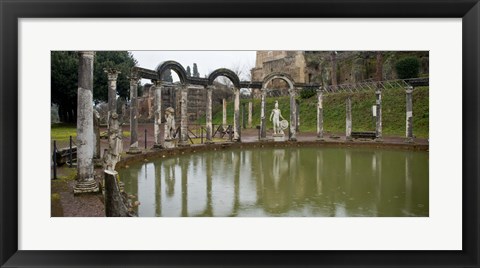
375 51 383 81
186 66 191 77
93 51 138 102
193 63 200 77
51 51 79 123
395 57 420 79
51 51 138 123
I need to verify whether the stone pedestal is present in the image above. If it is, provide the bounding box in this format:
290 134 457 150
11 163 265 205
163 139 177 149
273 134 285 142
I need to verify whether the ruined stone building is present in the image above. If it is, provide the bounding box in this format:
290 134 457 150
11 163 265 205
136 81 232 124
250 50 429 94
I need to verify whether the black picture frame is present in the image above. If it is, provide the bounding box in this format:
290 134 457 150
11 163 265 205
1 0 479 267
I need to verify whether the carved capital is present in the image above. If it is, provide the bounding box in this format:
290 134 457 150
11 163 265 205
78 51 95 59
104 68 120 81
405 85 413 94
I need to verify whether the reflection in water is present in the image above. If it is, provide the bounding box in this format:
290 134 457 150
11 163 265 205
119 147 429 217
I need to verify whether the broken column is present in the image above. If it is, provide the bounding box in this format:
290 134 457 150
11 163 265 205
233 87 241 142
248 101 252 128
222 98 227 131
346 97 352 141
260 90 267 140
288 88 297 141
128 73 141 154
405 85 414 143
104 170 134 217
205 85 214 143
178 85 190 147
74 51 99 194
153 80 162 148
375 87 383 141
316 87 324 141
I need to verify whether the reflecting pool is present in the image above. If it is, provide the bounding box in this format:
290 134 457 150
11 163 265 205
118 147 428 217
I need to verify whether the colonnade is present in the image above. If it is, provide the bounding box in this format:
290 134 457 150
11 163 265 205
73 53 419 195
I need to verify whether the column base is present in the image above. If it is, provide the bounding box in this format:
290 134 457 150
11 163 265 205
152 143 163 149
346 137 353 142
273 134 285 142
405 138 414 143
164 139 178 148
205 140 214 145
178 141 190 147
375 137 383 142
73 179 100 195
127 147 141 154
316 137 325 142
289 137 298 142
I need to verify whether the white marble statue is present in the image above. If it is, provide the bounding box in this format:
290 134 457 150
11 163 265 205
269 101 286 135
104 113 122 171
164 107 176 140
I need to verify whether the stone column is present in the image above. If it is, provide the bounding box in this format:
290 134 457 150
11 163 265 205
222 98 227 130
375 87 383 141
405 86 414 143
153 80 162 148
178 85 190 146
205 85 214 143
248 102 253 128
233 87 241 142
289 88 297 141
316 87 324 141
93 110 101 159
128 73 141 154
346 97 352 141
105 68 120 124
74 51 99 194
260 90 267 140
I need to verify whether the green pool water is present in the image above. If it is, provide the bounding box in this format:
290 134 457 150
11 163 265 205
118 146 428 217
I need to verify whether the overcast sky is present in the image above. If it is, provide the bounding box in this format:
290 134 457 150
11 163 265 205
129 51 256 84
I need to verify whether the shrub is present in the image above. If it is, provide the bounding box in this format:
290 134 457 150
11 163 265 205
300 88 316 99
395 57 420 79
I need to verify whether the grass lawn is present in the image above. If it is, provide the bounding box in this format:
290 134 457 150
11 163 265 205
51 123 131 141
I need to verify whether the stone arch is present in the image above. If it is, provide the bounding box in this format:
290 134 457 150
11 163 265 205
207 68 241 89
262 72 295 90
156 60 188 84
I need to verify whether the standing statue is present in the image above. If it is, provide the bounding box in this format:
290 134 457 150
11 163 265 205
103 113 123 171
164 107 176 140
270 101 287 135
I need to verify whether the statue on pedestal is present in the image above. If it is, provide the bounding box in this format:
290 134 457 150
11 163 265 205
103 113 123 171
164 107 176 140
270 101 288 135
163 107 177 148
